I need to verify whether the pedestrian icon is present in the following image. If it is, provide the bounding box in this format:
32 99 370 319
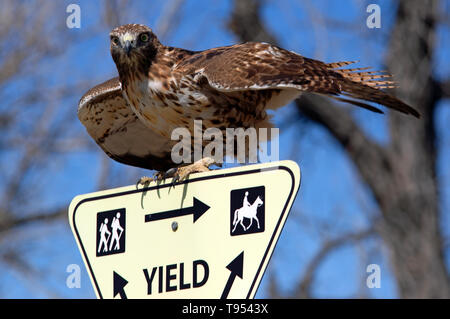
109 212 124 251
98 218 111 253
230 186 265 236
96 208 126 257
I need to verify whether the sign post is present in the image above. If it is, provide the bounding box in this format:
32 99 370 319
69 160 300 299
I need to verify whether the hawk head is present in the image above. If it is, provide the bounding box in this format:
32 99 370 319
109 24 160 75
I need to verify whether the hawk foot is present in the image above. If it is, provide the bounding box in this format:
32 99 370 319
171 157 216 185
136 157 216 187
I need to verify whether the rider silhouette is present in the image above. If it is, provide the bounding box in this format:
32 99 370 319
243 191 251 208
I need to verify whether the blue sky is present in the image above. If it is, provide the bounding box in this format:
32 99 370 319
1 0 448 298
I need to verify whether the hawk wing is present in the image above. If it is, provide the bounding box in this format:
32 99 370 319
175 42 420 117
78 77 173 171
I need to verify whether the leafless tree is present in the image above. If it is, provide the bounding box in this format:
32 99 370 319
229 0 449 298
0 0 447 299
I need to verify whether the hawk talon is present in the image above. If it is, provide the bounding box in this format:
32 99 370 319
163 167 178 180
153 171 166 181
137 176 154 187
171 174 180 187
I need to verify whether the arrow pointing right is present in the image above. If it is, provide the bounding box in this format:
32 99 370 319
113 271 128 299
144 197 210 223
221 251 244 299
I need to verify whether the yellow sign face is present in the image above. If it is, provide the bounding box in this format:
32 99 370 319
68 160 300 299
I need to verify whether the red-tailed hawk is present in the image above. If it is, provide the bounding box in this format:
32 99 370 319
78 24 419 183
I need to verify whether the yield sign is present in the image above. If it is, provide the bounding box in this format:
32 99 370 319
68 160 300 299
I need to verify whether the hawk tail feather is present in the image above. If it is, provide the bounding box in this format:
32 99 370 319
324 61 421 118
338 80 420 118
326 60 359 68
324 95 384 114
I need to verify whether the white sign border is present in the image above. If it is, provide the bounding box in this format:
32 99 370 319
69 161 300 299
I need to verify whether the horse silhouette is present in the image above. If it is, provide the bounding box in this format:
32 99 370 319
232 195 264 233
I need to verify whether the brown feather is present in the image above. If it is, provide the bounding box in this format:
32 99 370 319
78 77 174 171
176 43 420 117
175 44 420 117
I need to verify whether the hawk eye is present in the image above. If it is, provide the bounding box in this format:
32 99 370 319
111 36 120 46
140 33 149 42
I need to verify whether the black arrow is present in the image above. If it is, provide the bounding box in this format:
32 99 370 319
221 251 244 299
144 197 210 223
113 271 128 299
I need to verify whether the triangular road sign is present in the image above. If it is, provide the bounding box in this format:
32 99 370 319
69 160 300 299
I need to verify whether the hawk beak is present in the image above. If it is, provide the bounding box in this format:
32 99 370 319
123 40 132 56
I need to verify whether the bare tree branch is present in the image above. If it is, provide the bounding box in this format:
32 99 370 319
0 208 66 235
294 227 375 298
439 78 450 99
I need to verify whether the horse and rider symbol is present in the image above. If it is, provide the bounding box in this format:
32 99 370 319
230 186 265 236
96 208 126 257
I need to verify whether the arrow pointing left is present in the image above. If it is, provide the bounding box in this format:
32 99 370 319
113 271 128 299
